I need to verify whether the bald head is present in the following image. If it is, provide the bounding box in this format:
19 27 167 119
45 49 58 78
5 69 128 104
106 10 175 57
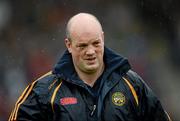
66 13 103 40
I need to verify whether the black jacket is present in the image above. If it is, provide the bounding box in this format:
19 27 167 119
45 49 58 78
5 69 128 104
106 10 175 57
9 47 171 121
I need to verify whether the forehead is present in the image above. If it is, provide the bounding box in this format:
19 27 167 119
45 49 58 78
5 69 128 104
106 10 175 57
70 25 103 44
71 25 102 40
72 34 102 44
68 15 103 41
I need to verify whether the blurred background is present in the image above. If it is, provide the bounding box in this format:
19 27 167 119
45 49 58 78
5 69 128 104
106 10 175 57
0 0 179 120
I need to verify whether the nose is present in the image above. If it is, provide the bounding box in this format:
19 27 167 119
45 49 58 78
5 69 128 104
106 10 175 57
86 45 95 56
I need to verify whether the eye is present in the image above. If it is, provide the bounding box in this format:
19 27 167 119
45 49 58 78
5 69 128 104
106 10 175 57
77 44 87 49
93 41 100 47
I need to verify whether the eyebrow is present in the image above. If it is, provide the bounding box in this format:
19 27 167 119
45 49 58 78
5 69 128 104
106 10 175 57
94 37 101 41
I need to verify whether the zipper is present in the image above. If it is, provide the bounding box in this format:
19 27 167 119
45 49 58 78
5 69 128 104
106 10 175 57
90 105 96 116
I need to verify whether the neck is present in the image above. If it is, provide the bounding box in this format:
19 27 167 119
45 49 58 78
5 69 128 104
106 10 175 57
76 64 104 87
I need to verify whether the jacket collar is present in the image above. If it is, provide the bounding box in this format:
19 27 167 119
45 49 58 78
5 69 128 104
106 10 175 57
52 46 131 84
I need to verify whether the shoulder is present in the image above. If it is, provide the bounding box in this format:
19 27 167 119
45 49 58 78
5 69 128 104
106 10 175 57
125 70 153 91
123 70 157 101
126 70 141 82
30 71 61 96
123 70 143 87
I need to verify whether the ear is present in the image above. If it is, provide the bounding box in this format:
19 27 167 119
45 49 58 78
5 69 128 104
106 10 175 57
65 38 72 53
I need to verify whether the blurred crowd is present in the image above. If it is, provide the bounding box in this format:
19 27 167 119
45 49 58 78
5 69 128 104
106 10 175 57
0 0 180 120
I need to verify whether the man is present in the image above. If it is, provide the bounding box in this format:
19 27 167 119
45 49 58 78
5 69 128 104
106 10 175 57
9 13 171 121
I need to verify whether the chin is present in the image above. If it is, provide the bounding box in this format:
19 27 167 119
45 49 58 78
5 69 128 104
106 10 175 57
84 66 99 73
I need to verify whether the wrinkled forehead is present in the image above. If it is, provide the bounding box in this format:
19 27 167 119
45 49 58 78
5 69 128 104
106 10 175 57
71 35 103 44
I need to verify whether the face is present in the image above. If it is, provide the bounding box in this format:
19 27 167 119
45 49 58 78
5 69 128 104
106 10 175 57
65 32 104 74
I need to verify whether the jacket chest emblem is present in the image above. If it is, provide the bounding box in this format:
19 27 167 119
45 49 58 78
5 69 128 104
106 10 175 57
112 92 125 106
60 97 77 105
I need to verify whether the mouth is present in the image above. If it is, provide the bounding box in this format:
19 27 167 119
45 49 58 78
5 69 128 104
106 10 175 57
86 57 96 60
85 57 96 64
